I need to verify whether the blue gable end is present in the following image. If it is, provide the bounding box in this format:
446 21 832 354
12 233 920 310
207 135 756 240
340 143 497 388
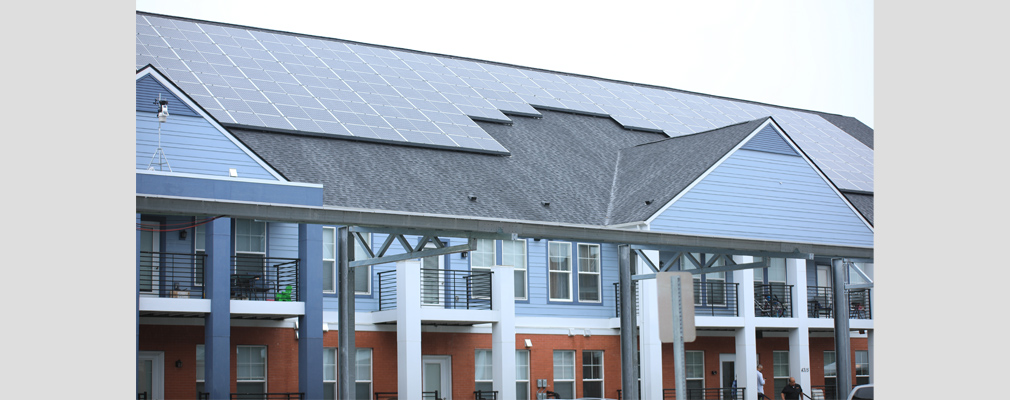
136 70 283 180
740 123 798 156
650 147 873 248
136 75 200 117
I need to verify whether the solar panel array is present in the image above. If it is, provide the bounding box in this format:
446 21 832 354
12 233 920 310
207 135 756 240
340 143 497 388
136 14 872 192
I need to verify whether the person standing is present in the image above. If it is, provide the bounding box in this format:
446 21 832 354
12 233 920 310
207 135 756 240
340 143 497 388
757 364 768 400
781 377 808 400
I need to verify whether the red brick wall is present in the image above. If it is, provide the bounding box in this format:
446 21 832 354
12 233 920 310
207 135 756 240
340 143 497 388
808 336 869 386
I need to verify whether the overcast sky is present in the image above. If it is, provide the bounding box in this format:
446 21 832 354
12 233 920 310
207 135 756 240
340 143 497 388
135 0 874 128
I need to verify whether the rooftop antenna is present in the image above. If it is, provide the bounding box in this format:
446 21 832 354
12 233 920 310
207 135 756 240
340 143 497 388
147 94 173 172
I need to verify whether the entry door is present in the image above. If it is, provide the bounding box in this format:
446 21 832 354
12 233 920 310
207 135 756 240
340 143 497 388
422 355 452 400
421 250 445 307
138 351 164 400
719 354 735 400
140 221 161 295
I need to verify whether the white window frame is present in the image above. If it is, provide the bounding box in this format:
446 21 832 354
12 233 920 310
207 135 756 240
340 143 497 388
353 232 372 295
582 350 604 398
234 219 267 278
774 350 790 395
553 350 575 399
470 239 496 301
685 350 704 393
502 239 528 300
548 242 573 302
855 350 869 384
196 344 205 396
577 244 602 303
236 345 267 394
475 349 493 394
323 227 336 294
356 348 373 399
516 349 530 400
324 347 337 399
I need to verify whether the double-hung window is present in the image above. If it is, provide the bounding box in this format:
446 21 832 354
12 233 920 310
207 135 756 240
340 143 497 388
582 350 604 397
855 350 869 385
475 349 494 393
548 242 572 301
502 239 528 300
323 347 372 400
685 351 704 396
470 239 495 299
773 351 789 395
323 227 336 293
824 351 837 393
234 220 267 298
553 350 575 398
577 244 601 302
237 346 267 394
196 344 205 397
516 349 530 400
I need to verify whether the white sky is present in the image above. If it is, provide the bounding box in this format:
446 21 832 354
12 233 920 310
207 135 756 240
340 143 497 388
135 0 874 128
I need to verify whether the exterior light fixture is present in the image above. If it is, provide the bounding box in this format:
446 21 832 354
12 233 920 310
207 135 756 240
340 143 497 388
175 360 182 368
461 251 468 259
179 229 188 240
524 339 532 348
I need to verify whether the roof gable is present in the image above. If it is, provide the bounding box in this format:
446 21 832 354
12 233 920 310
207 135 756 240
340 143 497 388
136 66 286 181
648 120 873 247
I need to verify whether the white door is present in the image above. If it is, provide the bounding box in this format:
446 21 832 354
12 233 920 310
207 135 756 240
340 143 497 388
422 355 452 400
421 250 445 307
140 221 161 295
138 351 164 400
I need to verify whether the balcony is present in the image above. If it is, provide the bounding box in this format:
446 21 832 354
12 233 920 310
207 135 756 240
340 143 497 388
138 252 299 301
754 283 793 318
196 393 304 400
376 268 493 311
807 287 872 319
374 391 439 399
614 281 740 317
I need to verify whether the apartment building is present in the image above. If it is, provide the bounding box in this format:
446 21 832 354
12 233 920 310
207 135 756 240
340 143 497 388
136 11 874 400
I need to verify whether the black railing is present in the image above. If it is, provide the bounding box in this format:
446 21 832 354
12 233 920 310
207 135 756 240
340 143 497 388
374 391 440 399
754 283 793 318
231 256 299 301
377 269 493 310
807 287 872 319
229 393 304 400
665 387 744 399
137 392 148 400
199 393 209 400
693 281 739 317
139 251 207 298
423 391 439 399
619 387 744 400
810 384 860 400
474 389 498 399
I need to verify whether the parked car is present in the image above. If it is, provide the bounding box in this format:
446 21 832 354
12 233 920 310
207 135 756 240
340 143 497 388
846 383 873 400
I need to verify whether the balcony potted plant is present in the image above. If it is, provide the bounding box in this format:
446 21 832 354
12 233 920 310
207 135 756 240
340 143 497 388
275 285 293 302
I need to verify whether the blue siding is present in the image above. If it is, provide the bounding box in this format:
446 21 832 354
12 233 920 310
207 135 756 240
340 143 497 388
137 75 200 117
137 173 323 206
740 124 798 156
651 149 873 247
137 111 278 179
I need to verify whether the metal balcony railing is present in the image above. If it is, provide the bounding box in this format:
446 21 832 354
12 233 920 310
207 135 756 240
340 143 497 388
231 255 299 301
375 391 439 400
615 281 739 317
807 287 872 320
618 387 744 400
139 251 207 298
474 389 498 399
137 252 300 302
810 384 860 400
376 269 493 311
693 281 739 317
754 283 793 318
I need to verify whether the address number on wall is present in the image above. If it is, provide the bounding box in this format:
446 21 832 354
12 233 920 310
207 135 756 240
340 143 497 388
801 367 809 372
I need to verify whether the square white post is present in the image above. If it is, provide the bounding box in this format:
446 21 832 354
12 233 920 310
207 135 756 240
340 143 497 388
491 265 516 400
397 260 422 397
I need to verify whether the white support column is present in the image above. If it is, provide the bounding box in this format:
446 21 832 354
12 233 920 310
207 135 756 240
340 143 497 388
735 327 758 400
397 260 422 398
789 258 808 320
638 250 663 400
733 257 758 400
788 328 811 392
787 258 812 392
491 265 516 400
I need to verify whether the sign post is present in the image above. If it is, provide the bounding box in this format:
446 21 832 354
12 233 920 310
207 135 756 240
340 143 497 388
657 271 695 399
